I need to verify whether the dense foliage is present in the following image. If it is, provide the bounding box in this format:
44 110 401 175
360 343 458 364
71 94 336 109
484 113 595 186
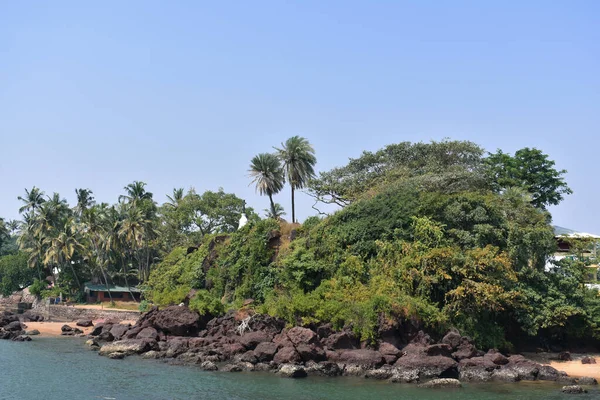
4 138 597 351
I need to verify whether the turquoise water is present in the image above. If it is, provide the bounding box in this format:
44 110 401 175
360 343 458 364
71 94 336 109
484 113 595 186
0 337 597 400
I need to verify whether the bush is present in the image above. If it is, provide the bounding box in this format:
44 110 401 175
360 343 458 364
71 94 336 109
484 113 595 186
189 290 224 316
139 300 151 312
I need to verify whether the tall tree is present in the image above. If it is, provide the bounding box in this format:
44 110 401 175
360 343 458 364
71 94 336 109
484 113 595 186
249 153 285 219
165 188 185 208
17 186 46 215
43 218 82 289
485 147 572 209
74 188 95 217
119 181 153 205
275 136 316 223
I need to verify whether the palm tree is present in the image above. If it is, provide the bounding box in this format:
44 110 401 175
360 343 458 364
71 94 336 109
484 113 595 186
274 136 316 223
7 220 20 235
17 187 46 215
264 203 286 220
249 153 285 219
165 188 185 208
119 181 153 205
75 188 95 217
44 218 83 289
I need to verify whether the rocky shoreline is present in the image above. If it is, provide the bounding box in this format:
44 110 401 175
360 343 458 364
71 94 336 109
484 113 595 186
4 305 599 391
82 306 598 387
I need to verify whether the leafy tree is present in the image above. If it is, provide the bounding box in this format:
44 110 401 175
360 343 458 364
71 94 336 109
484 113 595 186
485 147 572 209
308 139 486 208
249 153 285 219
0 252 35 296
275 136 317 223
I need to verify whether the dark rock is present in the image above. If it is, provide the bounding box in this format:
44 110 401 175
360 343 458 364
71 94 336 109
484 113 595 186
144 305 204 336
253 342 280 362
491 368 520 382
90 323 105 336
238 331 272 350
537 365 561 381
577 376 598 385
254 362 275 372
136 327 159 341
485 350 509 366
304 361 342 377
76 319 93 327
378 342 401 357
221 342 246 359
22 311 44 322
278 364 307 378
441 329 462 350
426 344 453 357
395 354 458 380
582 356 597 365
296 343 326 362
109 324 130 341
410 331 433 346
419 378 462 388
25 329 40 336
5 321 23 331
338 349 385 368
235 351 258 364
273 347 301 364
323 332 359 350
284 327 320 346
451 338 478 360
97 331 114 342
165 337 190 358
108 352 125 359
562 385 587 394
558 351 572 361
316 323 332 339
12 335 32 342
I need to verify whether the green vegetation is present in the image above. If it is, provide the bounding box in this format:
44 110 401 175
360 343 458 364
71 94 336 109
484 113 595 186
3 137 598 350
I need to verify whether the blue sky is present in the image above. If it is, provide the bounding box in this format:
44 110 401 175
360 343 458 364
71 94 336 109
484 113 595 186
1 1 599 231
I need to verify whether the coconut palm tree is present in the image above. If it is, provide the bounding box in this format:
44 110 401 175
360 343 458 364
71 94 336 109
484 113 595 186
165 188 185 208
6 220 20 235
43 218 82 289
249 153 285 219
74 188 95 217
119 181 153 205
17 186 46 215
274 136 316 223
264 203 286 220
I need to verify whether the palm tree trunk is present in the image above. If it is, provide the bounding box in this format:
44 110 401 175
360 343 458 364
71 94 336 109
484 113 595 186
268 194 277 220
122 257 139 303
291 186 295 223
68 261 81 292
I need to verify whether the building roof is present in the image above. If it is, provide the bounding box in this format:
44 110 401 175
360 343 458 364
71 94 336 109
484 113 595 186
84 283 141 293
553 225 600 239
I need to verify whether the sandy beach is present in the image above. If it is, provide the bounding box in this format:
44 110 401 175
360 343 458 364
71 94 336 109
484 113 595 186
548 359 600 380
23 320 136 337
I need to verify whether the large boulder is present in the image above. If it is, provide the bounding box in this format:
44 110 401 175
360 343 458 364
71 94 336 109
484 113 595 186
98 339 157 356
273 347 301 364
109 324 130 341
582 356 597 365
146 306 203 336
5 321 23 331
136 327 159 341
253 342 280 362
395 354 458 380
76 319 93 327
238 331 272 350
338 350 385 368
322 332 359 350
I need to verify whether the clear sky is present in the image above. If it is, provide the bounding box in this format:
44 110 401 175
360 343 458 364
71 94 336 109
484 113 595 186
1 1 599 231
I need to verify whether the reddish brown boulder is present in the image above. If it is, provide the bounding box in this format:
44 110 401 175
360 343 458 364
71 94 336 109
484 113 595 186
137 327 159 341
254 342 280 362
273 346 301 364
239 331 272 350
582 356 597 364
323 332 359 350
338 350 385 368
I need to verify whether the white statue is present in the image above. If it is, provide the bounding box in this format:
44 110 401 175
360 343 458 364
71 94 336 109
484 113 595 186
238 200 248 230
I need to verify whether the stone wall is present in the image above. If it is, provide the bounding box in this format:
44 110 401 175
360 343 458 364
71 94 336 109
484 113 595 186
37 305 141 322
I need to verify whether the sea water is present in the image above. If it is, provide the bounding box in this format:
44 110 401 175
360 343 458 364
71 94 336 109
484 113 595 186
0 337 596 400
